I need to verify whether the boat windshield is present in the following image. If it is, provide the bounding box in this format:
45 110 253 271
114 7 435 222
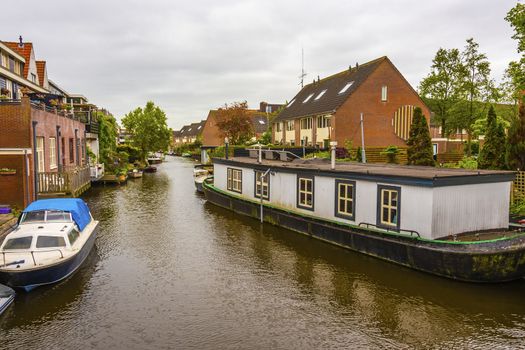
20 210 72 224
3 237 32 250
36 236 66 248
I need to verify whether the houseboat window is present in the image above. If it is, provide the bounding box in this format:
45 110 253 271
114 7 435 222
227 168 242 193
3 237 32 250
297 176 314 210
335 180 355 220
254 171 269 200
378 185 400 229
303 93 314 103
21 210 46 223
339 81 354 94
68 229 80 245
300 118 312 130
46 211 72 222
36 236 66 248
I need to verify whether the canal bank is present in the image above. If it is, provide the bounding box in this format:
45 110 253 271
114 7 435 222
1 156 525 349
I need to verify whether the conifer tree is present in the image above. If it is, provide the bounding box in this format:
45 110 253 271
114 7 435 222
478 106 506 169
407 107 435 166
507 101 525 170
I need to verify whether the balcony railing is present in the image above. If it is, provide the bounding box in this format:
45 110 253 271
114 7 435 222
37 166 91 197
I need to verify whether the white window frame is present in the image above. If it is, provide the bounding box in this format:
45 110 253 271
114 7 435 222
317 116 331 129
297 176 314 210
254 170 269 200
381 85 388 102
36 137 45 172
335 180 355 220
287 99 296 107
314 89 327 100
0 52 7 68
300 117 312 130
286 121 294 131
303 93 314 103
275 122 282 132
378 186 400 229
49 137 57 169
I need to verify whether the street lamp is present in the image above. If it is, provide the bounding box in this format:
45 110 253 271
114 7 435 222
224 137 229 159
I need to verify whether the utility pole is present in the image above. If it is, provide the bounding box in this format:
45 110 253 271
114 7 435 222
360 113 367 163
299 48 307 88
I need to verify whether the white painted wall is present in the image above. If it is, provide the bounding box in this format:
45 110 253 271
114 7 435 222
285 130 295 144
432 182 510 238
213 163 509 240
315 127 330 144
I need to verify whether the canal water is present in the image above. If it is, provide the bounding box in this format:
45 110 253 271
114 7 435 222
1 157 525 349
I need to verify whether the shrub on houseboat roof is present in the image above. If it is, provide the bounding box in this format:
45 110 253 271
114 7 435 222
407 107 435 166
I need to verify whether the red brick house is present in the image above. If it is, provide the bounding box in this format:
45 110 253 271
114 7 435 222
272 56 431 149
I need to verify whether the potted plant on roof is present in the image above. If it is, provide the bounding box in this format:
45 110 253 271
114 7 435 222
0 88 10 100
381 145 399 164
0 168 16 176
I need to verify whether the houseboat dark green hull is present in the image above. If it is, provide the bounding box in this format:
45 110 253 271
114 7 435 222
203 182 525 283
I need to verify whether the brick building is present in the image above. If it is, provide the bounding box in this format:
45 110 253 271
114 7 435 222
272 56 431 149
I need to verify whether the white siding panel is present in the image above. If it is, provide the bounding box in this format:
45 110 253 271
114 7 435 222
431 182 510 239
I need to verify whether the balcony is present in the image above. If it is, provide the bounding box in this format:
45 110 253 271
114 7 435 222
37 165 91 198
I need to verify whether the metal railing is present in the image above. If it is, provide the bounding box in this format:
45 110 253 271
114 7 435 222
2 249 64 267
358 222 421 238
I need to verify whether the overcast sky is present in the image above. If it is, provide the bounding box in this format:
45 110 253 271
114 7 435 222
3 0 521 129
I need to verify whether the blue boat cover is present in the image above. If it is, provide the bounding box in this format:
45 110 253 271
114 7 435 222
23 198 92 231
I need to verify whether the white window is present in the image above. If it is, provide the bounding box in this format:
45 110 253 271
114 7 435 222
314 89 327 100
339 81 354 94
14 61 21 75
4 80 13 98
287 99 296 107
286 121 294 131
297 177 314 210
335 180 355 220
379 186 400 228
275 122 282 132
300 117 312 130
317 116 331 129
303 93 314 103
381 85 388 101
254 170 269 200
0 52 7 68
227 168 242 193
36 137 45 172
49 137 57 169
31 73 37 83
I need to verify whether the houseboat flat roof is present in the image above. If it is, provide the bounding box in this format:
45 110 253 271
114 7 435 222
214 157 516 187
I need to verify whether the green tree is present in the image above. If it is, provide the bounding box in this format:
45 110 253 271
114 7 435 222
122 101 172 161
507 102 525 170
503 3 525 116
215 101 254 145
406 107 435 166
419 48 463 137
478 106 506 169
97 111 118 167
452 38 495 156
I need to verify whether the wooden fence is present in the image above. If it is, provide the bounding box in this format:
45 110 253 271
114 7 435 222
512 171 525 204
37 166 91 197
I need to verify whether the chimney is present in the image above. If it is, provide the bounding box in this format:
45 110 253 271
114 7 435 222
317 75 320 82
259 101 267 112
356 62 359 69
18 35 24 48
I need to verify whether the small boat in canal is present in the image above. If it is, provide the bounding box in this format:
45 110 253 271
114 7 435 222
144 166 157 173
0 198 98 292
147 152 164 164
0 284 15 315
203 153 525 283
194 164 212 193
128 169 143 178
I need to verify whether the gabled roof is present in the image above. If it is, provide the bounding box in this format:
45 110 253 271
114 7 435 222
4 42 34 79
274 56 386 122
173 130 182 138
250 112 268 134
179 120 206 137
36 61 46 87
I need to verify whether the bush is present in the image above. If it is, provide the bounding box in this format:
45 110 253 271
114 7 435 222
381 145 399 164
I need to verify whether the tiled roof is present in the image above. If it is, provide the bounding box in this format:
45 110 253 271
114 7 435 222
274 56 386 122
179 120 206 137
173 130 182 137
250 112 268 134
36 61 46 87
4 42 34 79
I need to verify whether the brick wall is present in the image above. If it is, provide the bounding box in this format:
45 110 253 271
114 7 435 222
0 154 34 208
0 99 32 148
334 59 431 148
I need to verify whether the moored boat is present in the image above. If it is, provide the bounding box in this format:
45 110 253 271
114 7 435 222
203 154 525 283
194 164 212 193
0 199 98 292
0 284 15 315
128 169 143 178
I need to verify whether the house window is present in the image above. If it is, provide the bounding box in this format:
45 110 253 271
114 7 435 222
297 176 314 210
254 170 269 200
49 137 57 169
335 180 355 220
69 138 74 163
0 52 7 68
287 99 296 107
300 117 312 130
14 61 21 75
36 137 45 172
4 80 12 98
286 121 294 131
31 73 37 83
227 168 242 193
377 185 400 229
339 81 354 94
303 93 314 103
381 85 388 101
314 89 327 100
317 116 331 129
8 57 15 72
275 122 282 132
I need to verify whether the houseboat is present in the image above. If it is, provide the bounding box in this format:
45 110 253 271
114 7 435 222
203 154 525 283
194 164 213 193
0 199 98 291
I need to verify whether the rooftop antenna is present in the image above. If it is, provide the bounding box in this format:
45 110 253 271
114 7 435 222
299 47 307 88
